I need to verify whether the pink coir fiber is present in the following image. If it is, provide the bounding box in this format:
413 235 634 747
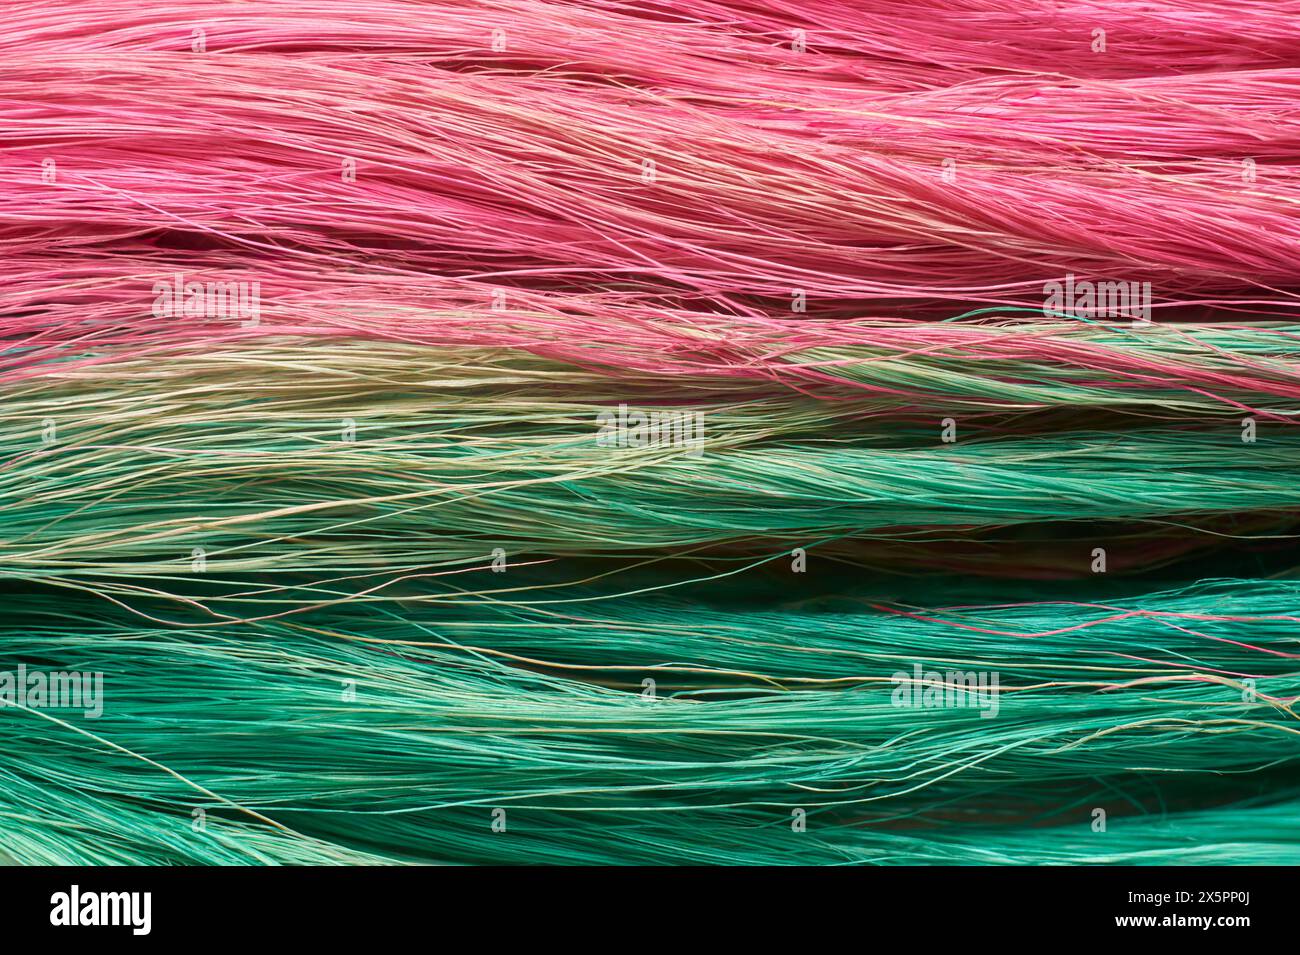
0 0 1298 342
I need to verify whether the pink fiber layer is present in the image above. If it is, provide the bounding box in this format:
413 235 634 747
1 0 1298 365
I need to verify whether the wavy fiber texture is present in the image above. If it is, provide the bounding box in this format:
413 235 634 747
1 0 1299 866
3 579 1299 865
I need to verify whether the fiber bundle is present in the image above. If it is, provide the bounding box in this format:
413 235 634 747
1 0 1299 866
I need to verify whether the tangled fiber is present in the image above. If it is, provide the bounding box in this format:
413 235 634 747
2 577 1299 865
1 0 1299 866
